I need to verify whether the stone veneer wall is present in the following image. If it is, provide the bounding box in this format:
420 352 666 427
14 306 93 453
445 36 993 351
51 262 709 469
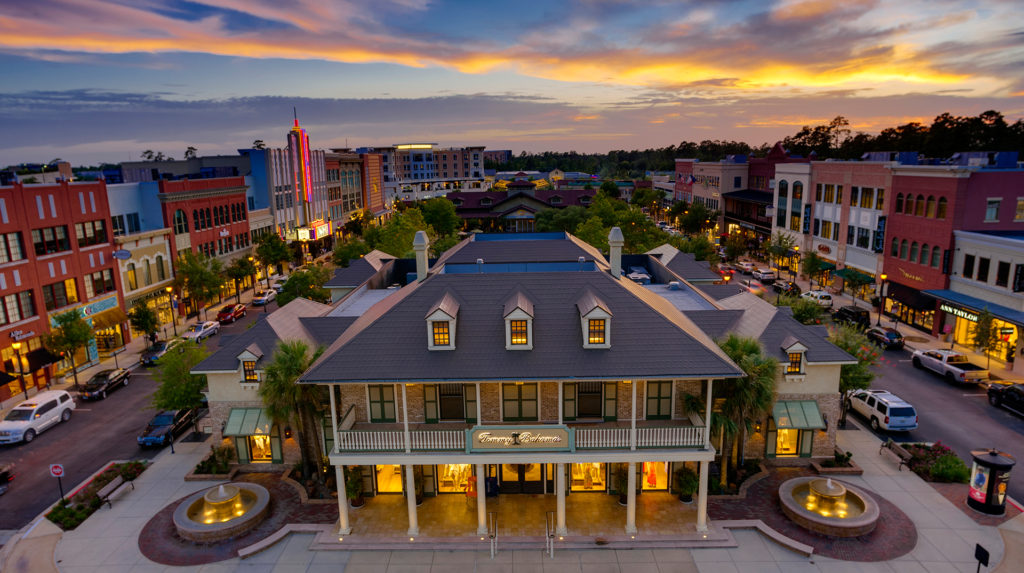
207 398 299 469
405 384 424 423
615 381 644 421
674 380 704 419
741 392 841 462
480 383 500 423
540 382 558 422
337 384 367 423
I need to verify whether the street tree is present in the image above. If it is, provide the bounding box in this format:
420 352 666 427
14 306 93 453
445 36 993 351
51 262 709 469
42 308 93 390
573 215 610 252
599 180 621 198
801 251 824 287
332 239 370 268
765 232 796 270
255 233 291 287
226 257 258 303
777 295 825 325
828 324 879 426
259 340 328 497
129 303 161 343
971 309 1000 368
174 251 224 320
419 198 461 237
252 139 266 149
367 208 434 258
277 267 331 306
184 146 197 159
842 271 873 306
715 335 777 487
151 342 209 432
678 202 714 235
723 234 747 262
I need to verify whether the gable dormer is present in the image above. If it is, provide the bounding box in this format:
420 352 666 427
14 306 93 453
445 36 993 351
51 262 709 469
576 290 612 349
238 343 264 388
425 291 459 350
780 336 808 379
503 290 535 350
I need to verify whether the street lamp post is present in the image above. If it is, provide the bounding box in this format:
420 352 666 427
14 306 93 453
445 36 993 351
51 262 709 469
165 286 177 337
791 246 800 281
11 341 25 400
877 274 888 326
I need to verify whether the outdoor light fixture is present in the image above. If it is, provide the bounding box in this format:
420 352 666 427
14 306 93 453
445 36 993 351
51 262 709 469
284 426 293 439
755 420 762 433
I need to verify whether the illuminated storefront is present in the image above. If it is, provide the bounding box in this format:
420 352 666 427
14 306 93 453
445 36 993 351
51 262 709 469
765 401 825 458
223 408 283 464
923 292 1023 368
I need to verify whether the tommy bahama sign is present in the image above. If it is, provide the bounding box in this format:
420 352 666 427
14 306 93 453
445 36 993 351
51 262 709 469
468 425 574 453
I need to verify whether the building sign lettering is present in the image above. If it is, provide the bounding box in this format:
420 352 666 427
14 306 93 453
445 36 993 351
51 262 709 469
468 426 573 453
898 267 924 283
940 303 978 323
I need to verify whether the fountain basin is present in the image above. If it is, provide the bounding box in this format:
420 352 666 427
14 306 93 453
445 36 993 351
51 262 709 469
173 482 270 542
779 477 879 538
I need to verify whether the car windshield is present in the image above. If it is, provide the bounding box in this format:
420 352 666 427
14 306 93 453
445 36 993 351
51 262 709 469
150 341 166 351
151 414 175 426
89 371 114 383
219 306 233 314
255 291 266 297
889 407 915 417
4 409 32 421
886 332 901 340
187 324 203 333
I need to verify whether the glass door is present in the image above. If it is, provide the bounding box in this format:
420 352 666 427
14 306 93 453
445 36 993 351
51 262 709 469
646 381 672 420
502 383 538 421
368 385 396 423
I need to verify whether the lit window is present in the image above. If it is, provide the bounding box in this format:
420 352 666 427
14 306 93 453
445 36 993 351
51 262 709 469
588 319 606 344
432 321 450 346
510 320 529 345
243 361 258 382
787 353 802 374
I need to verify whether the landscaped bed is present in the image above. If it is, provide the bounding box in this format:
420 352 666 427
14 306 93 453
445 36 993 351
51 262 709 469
46 460 148 530
903 441 970 483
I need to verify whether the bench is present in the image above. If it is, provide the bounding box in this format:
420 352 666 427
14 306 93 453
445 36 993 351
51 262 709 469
97 475 134 508
879 439 913 471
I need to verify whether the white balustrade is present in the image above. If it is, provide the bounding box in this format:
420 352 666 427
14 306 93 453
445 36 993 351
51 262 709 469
336 429 465 452
577 426 703 449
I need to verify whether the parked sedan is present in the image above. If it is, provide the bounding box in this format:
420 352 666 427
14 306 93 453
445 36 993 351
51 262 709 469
80 369 131 400
800 290 834 308
865 327 905 350
181 321 219 343
137 409 197 447
252 290 276 306
771 280 801 297
217 304 247 324
988 381 1024 416
139 339 183 366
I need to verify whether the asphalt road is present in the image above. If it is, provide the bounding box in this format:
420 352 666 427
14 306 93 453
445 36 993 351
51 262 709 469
849 347 1024 503
0 299 267 530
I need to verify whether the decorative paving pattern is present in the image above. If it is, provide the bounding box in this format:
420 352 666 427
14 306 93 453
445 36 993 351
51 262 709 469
930 481 1022 527
708 466 917 562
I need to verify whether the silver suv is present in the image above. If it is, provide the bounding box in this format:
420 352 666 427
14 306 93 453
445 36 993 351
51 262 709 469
0 390 76 444
847 389 918 432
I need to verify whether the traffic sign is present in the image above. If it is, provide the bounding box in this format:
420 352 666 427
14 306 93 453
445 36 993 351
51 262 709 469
49 464 64 478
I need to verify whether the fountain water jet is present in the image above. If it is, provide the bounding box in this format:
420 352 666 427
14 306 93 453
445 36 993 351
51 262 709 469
173 482 270 542
779 477 879 537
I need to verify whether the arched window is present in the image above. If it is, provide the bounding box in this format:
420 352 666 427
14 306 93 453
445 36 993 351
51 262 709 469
899 239 908 259
792 182 803 200
778 180 789 198
193 210 200 230
143 259 152 286
919 243 929 264
156 255 166 281
173 210 188 234
909 242 919 262
891 238 899 257
904 195 914 214
926 196 936 218
776 181 789 227
915 194 925 216
937 197 947 219
931 246 942 268
895 193 903 212
206 208 212 229
126 263 137 291
241 202 247 220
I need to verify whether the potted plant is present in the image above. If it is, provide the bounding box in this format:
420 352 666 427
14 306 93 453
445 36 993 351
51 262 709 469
613 464 629 505
672 466 699 503
345 466 364 508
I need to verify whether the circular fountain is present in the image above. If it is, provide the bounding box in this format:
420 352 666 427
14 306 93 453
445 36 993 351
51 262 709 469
779 477 879 537
173 483 270 542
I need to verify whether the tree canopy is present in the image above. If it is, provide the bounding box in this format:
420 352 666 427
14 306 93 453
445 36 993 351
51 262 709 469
42 308 93 389
152 342 209 422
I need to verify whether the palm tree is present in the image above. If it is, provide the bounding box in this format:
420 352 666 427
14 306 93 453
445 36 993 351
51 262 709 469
258 340 328 497
715 335 778 488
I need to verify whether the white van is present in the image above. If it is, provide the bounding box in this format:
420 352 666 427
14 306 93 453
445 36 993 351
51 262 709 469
0 390 76 444
847 389 918 432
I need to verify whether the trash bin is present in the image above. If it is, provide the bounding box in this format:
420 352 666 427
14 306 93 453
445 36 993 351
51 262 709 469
967 449 1016 515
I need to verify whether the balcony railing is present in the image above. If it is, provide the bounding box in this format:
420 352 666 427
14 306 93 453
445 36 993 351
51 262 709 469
575 426 703 450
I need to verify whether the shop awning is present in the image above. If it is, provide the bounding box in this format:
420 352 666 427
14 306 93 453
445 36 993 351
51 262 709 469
923 289 1024 327
223 408 274 437
0 371 16 384
835 267 873 284
773 400 825 430
887 281 935 311
819 262 836 272
90 307 129 331
25 348 62 371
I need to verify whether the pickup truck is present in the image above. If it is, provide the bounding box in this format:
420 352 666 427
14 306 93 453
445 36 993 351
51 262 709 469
911 349 989 384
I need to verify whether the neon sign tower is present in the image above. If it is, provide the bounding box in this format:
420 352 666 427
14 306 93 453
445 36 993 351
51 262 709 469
287 108 314 227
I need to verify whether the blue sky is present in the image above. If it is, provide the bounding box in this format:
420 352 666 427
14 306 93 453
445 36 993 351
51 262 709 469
1 0 1021 165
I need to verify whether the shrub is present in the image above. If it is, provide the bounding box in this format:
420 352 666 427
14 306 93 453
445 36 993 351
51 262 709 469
929 454 970 483
822 451 854 468
195 444 235 474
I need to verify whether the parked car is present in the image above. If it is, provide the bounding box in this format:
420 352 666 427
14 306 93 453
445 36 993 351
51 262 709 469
217 303 247 324
740 279 766 296
137 409 198 447
800 290 833 308
866 327 905 350
846 389 918 432
0 390 76 444
252 290 276 306
771 280 801 297
140 339 183 366
717 264 736 277
988 381 1024 416
911 348 989 384
80 368 131 400
182 321 220 343
833 305 871 329
738 261 756 274
752 268 777 281
270 275 289 293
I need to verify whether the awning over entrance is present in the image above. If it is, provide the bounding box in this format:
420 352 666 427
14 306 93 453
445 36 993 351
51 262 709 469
835 268 873 284
773 400 825 430
819 262 836 272
923 289 1024 327
25 348 62 371
90 307 128 331
887 282 934 311
223 408 273 437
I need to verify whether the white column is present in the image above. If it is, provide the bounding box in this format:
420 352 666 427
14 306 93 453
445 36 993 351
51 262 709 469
630 381 637 451
556 463 567 535
335 465 351 534
704 379 714 449
558 382 563 425
476 463 487 535
328 384 339 446
476 382 482 424
401 383 411 453
405 464 419 536
625 462 637 535
696 461 709 532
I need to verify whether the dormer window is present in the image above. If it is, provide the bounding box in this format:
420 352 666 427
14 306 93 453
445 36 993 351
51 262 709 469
504 290 534 350
577 290 611 349
238 343 264 386
549 195 562 205
426 292 459 350
480 197 493 206
243 360 259 382
787 353 802 374
781 337 807 377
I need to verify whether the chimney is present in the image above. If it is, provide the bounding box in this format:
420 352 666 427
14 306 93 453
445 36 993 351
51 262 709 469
477 258 484 273
413 231 429 281
608 227 624 278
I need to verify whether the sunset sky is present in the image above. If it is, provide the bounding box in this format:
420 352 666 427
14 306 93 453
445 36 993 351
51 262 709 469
1 0 1022 165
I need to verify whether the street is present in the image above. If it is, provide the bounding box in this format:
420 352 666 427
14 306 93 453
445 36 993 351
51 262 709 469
0 299 268 530
850 345 1024 503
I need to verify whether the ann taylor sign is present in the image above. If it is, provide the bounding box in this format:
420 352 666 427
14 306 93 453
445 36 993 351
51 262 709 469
468 426 573 453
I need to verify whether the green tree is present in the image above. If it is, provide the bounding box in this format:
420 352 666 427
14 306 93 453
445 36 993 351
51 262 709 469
801 251 824 287
599 180 621 198
184 146 197 159
154 342 209 433
715 335 777 487
332 239 370 267
971 309 999 369
255 233 291 288
369 208 434 258
828 324 879 426
723 235 747 262
573 215 610 252
128 303 160 341
842 271 872 306
679 202 715 235
535 206 588 233
277 267 331 306
226 257 258 304
42 308 93 390
419 198 461 237
765 232 796 270
777 295 825 325
174 251 224 320
431 234 461 257
258 341 328 497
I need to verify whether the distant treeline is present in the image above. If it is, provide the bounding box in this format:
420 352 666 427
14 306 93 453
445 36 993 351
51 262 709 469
490 111 1024 178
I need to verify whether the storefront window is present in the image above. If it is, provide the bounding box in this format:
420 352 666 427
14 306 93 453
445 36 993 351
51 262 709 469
437 464 473 493
248 435 273 463
641 462 668 490
776 429 800 457
570 463 606 491
375 464 404 493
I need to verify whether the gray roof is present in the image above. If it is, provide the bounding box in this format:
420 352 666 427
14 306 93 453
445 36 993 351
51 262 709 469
504 290 535 318
427 292 461 319
683 310 743 340
194 320 281 371
575 289 609 317
300 316 358 346
694 284 746 301
664 253 721 282
325 258 379 288
440 236 602 265
302 271 744 384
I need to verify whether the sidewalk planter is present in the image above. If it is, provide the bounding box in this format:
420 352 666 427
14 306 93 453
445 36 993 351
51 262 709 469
46 461 149 530
811 449 864 475
185 444 239 481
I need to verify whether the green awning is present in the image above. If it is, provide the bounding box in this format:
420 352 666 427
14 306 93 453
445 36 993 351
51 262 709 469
819 262 836 272
223 408 273 437
835 268 873 283
773 400 825 430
